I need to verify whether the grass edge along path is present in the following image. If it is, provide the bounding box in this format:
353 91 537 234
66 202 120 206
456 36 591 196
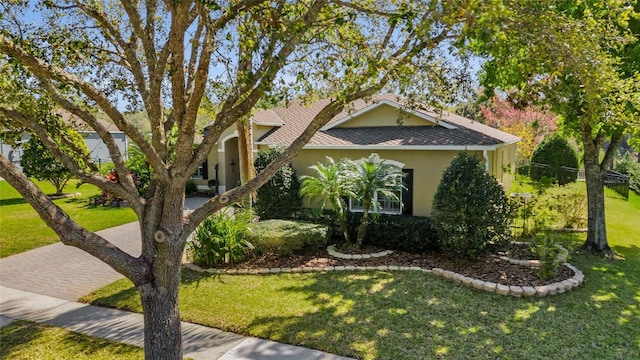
82 193 640 360
0 180 137 258
0 320 144 360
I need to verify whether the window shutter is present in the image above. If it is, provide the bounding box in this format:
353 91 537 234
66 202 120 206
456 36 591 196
402 169 413 215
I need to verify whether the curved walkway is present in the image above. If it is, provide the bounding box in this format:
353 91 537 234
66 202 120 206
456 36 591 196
0 197 350 360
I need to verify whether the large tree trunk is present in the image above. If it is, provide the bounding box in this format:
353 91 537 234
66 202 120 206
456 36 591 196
581 133 613 255
139 278 182 360
137 185 186 360
582 162 611 254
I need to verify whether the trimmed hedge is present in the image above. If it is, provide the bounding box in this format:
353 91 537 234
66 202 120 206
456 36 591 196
246 220 331 255
346 212 439 253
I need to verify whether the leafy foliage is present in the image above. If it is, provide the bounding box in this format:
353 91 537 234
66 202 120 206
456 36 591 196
346 213 439 253
614 152 640 194
341 155 405 247
20 129 89 195
254 148 302 219
188 207 253 267
531 235 566 280
432 151 512 259
185 180 197 195
299 157 354 244
530 133 579 185
480 95 557 164
245 220 330 255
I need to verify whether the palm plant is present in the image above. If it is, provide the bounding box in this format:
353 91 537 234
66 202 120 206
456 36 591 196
343 155 405 248
299 157 354 245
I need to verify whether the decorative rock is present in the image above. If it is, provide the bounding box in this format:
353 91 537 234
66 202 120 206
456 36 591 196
280 267 292 273
237 269 249 274
345 266 356 270
472 279 485 289
546 284 558 295
249 269 261 274
482 282 497 293
509 286 524 297
376 266 388 270
409 266 422 271
560 279 574 290
496 284 510 296
432 268 444 275
535 286 549 297
259 268 271 274
361 254 371 259
522 286 537 297
335 266 345 271
452 273 465 284
462 277 475 286
352 254 362 259
205 268 217 274
226 268 238 274
442 271 455 279
269 268 281 273
388 265 399 270
324 266 335 271
422 268 431 273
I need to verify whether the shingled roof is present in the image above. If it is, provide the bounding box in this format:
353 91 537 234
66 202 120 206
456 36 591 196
254 95 519 149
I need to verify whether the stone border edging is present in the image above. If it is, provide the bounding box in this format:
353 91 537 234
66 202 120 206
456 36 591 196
326 244 393 259
183 259 584 298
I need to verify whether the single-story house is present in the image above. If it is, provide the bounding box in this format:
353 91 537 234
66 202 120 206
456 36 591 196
196 95 520 216
0 116 128 171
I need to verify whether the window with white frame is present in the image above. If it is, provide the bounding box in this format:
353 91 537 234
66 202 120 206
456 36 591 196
348 154 404 215
191 164 205 179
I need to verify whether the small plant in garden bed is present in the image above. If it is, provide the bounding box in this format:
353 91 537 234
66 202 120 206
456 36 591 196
188 206 254 267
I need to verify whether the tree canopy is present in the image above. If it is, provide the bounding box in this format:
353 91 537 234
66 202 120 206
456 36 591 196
0 1 492 357
464 0 640 254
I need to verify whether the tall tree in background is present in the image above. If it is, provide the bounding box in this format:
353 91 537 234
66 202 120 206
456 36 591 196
480 95 557 164
0 1 487 357
465 0 640 255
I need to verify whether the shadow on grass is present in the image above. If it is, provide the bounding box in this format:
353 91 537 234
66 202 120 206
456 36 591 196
84 246 640 360
0 197 28 206
239 250 640 359
0 320 44 357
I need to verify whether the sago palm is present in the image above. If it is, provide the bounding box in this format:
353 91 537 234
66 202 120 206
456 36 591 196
299 157 354 244
343 155 405 248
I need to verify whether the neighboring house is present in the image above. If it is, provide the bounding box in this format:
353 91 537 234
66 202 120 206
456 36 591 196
0 116 128 171
196 95 520 216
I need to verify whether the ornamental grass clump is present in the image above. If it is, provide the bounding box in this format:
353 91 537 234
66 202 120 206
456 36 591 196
188 206 254 267
432 151 512 259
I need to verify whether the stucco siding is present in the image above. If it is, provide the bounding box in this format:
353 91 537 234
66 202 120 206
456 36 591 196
334 104 435 128
291 149 481 216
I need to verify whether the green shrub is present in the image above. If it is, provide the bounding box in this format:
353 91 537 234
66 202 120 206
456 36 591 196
531 235 566 280
614 152 640 194
188 207 253 267
345 212 439 253
530 133 579 185
185 180 198 195
246 220 330 255
432 151 512 259
547 187 587 229
254 147 303 219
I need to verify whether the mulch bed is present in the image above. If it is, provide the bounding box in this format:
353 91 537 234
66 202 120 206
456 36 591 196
216 242 575 287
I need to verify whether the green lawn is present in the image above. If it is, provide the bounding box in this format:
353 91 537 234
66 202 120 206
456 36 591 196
0 180 137 258
0 320 144 359
82 192 640 359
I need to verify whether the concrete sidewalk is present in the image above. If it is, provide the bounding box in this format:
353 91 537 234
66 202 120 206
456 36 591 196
0 196 352 359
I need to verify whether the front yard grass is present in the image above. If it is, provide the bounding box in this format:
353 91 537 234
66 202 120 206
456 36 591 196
0 320 144 359
0 180 137 258
82 193 640 359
